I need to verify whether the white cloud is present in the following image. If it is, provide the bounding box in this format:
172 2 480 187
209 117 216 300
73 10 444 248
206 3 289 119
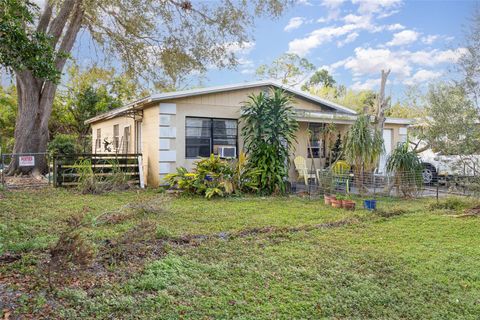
284 17 305 32
351 78 380 90
386 30 420 46
225 41 255 55
288 15 383 56
329 47 466 80
337 32 359 47
387 23 405 31
421 35 439 45
403 69 442 85
322 0 345 8
409 48 466 66
352 0 403 15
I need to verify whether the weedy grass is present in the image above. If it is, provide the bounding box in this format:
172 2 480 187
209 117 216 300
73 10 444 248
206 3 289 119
1 189 479 319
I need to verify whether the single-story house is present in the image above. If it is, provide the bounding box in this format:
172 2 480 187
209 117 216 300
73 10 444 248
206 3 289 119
85 80 412 187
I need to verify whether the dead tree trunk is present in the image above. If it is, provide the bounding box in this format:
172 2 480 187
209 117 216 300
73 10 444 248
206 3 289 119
374 69 391 134
7 1 84 175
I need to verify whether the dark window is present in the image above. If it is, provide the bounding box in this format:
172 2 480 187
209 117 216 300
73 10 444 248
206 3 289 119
186 117 237 158
308 123 325 158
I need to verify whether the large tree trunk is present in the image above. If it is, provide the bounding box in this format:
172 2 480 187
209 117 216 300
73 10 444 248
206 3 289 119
7 1 84 176
7 72 59 175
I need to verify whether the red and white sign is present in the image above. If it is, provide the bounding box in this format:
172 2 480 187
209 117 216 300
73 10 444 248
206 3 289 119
19 155 35 167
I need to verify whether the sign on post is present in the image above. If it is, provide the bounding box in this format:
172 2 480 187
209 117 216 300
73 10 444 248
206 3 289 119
19 155 35 167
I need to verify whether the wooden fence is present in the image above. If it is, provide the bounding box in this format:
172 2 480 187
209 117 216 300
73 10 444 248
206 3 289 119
53 154 143 188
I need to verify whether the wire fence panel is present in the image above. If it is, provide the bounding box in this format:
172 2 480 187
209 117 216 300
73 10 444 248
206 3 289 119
294 169 480 199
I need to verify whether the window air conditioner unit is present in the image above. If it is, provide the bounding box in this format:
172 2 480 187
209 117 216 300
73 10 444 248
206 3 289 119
218 146 236 158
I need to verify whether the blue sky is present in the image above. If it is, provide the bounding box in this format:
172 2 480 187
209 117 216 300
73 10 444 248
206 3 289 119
205 0 475 100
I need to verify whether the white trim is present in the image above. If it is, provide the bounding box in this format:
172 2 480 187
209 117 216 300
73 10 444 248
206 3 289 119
159 103 177 114
159 150 176 162
385 117 414 125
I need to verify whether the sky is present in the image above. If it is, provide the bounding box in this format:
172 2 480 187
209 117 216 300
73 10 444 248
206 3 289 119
204 0 476 101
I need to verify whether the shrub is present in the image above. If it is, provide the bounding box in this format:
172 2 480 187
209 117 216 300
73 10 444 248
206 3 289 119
165 153 260 198
48 134 79 157
386 141 423 197
241 89 298 194
429 197 470 211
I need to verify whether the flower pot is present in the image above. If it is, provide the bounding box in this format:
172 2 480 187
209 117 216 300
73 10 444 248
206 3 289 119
324 194 335 205
342 200 356 211
331 199 342 208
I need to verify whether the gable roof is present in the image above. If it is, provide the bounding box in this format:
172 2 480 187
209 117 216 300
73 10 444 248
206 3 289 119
85 80 357 124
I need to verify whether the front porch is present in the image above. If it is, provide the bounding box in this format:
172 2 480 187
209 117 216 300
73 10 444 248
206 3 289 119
289 109 355 183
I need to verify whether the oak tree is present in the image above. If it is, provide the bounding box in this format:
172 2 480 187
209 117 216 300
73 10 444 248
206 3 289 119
1 0 288 175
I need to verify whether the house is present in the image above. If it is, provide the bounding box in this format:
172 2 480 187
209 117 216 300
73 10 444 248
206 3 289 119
85 80 412 187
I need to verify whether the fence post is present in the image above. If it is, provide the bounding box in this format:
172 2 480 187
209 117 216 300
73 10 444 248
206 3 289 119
1 154 4 187
436 179 439 202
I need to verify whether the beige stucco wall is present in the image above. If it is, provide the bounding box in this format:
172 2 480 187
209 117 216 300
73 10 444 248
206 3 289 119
91 117 135 153
89 104 159 187
141 105 160 186
90 86 410 187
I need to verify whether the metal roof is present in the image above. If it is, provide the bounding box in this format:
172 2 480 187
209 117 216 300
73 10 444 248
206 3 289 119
85 80 358 124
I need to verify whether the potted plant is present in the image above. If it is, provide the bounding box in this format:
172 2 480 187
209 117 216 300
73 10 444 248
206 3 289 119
341 194 356 211
331 194 343 208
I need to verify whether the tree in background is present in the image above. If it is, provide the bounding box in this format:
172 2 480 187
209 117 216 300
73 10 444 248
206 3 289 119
1 0 289 175
49 65 146 151
301 69 336 91
457 8 480 109
241 89 298 194
416 83 480 155
0 85 17 153
256 53 315 86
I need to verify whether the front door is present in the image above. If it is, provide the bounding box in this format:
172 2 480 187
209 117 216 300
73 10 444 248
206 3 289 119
379 129 393 174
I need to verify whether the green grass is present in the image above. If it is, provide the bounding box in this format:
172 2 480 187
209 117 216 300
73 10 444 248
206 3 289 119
1 189 480 319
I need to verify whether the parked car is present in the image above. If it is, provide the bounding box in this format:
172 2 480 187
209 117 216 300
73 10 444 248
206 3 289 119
419 149 480 184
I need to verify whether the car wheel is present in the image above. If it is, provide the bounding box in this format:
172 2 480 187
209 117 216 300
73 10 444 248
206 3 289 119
422 163 437 185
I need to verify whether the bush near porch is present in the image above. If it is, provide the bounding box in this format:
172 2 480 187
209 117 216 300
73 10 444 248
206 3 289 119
1 188 480 319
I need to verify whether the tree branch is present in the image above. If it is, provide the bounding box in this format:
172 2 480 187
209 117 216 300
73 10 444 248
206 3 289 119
47 0 77 47
37 1 53 33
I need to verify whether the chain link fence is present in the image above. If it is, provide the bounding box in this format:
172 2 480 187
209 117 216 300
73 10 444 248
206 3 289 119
0 153 52 189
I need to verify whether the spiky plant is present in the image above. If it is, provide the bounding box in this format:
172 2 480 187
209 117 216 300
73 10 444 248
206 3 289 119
343 114 383 192
386 141 423 197
241 88 298 194
343 114 384 172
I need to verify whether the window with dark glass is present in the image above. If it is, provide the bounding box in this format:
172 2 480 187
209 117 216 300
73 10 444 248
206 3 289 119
186 117 237 158
308 123 325 158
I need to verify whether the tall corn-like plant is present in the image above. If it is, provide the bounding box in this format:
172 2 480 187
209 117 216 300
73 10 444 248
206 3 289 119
241 89 298 194
343 114 384 191
386 141 423 197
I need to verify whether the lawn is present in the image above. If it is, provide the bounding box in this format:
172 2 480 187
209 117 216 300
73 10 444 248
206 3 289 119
1 188 479 319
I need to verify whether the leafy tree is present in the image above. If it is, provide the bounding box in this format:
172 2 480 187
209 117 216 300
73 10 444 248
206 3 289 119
457 8 480 108
0 0 59 81
0 85 16 153
301 69 336 91
256 53 315 86
241 89 299 194
416 83 480 155
3 0 289 175
49 65 144 151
